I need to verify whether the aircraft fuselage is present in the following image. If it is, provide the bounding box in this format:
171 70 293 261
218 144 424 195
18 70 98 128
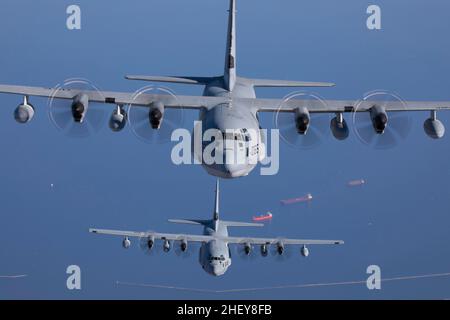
193 78 266 178
199 221 232 276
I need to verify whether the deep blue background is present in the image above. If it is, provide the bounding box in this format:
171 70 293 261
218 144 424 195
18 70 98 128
0 0 450 299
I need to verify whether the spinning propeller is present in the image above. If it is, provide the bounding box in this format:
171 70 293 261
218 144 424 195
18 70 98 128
127 86 184 144
138 232 161 256
275 92 330 149
352 91 412 149
48 78 107 137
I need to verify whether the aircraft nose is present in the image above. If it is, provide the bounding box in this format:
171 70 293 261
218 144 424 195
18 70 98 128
224 163 237 174
223 163 250 178
212 264 225 276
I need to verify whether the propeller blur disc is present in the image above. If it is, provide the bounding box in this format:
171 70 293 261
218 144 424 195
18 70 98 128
48 78 107 138
138 231 160 256
127 86 184 144
274 92 330 150
174 238 195 259
236 242 257 261
270 240 293 262
352 91 412 149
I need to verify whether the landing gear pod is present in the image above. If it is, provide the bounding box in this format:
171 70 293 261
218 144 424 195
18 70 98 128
300 245 309 257
260 244 268 257
424 110 445 139
330 112 349 140
109 105 127 132
163 239 171 252
14 96 35 124
122 237 131 249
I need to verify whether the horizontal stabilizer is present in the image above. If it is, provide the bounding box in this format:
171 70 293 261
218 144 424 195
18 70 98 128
242 77 335 88
168 219 210 226
222 220 264 228
125 75 216 85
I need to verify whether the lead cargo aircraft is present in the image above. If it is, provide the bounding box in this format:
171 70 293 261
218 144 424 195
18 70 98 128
90 180 344 276
1 0 449 178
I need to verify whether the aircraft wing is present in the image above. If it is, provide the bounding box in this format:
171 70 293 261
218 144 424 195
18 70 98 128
89 228 215 243
0 84 226 110
223 236 344 246
244 97 450 113
3 84 449 113
89 228 343 246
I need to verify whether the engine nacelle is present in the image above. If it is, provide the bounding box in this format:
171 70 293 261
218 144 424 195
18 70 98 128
276 242 285 255
146 236 155 250
109 105 127 132
301 245 309 257
163 239 171 252
295 107 310 135
424 111 445 139
244 242 252 255
330 113 349 140
260 244 268 257
122 237 131 249
370 105 388 134
14 96 35 124
180 239 188 252
149 101 164 129
72 93 89 123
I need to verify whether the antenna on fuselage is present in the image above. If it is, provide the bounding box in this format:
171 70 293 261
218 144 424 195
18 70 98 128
213 179 220 221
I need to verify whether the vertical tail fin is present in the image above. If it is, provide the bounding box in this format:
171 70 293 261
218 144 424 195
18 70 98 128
224 0 236 91
213 179 220 221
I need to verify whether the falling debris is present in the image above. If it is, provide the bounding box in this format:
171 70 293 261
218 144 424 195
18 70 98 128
252 211 273 222
347 179 366 187
280 193 312 206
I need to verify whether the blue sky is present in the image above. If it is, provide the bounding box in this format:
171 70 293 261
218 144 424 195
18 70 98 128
0 0 450 299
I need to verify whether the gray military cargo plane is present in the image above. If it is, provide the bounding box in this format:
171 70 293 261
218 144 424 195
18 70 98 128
90 180 344 276
1 0 450 178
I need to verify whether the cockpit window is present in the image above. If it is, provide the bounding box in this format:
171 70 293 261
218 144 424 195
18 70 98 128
223 131 244 141
209 256 226 262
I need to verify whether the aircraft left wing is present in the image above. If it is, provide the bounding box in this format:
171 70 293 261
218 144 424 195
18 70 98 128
0 84 226 110
242 97 450 113
223 236 344 246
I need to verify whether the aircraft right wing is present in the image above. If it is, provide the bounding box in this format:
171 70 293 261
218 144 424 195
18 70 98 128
242 97 450 113
0 84 227 110
223 236 344 246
